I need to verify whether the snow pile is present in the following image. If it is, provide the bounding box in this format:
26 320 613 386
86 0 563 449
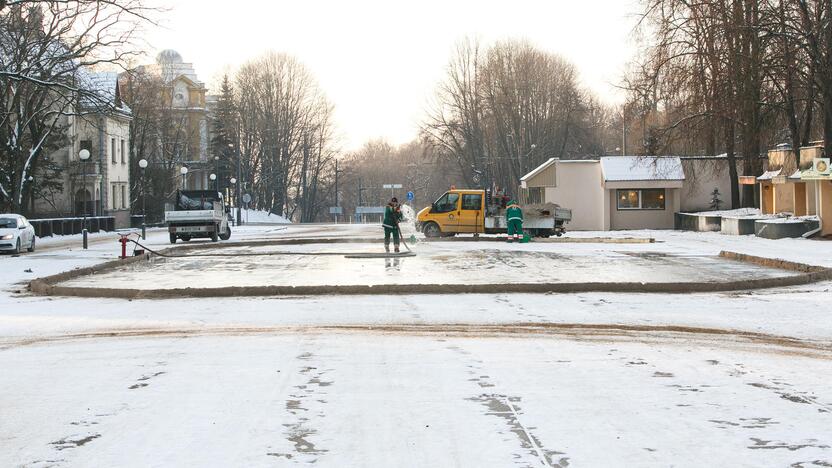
758 215 820 224
242 209 292 224
695 208 763 218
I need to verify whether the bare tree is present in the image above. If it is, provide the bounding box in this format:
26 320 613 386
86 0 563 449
234 51 338 220
0 1 155 212
422 38 615 197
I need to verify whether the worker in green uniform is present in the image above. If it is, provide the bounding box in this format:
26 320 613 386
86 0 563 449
382 197 403 252
506 200 523 242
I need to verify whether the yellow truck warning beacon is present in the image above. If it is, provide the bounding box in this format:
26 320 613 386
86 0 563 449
416 189 571 238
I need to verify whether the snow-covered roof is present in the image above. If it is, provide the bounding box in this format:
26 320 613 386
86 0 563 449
757 169 781 181
600 156 685 182
520 158 557 182
76 69 131 115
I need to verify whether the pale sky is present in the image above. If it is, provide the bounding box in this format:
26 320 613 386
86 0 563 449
146 0 641 151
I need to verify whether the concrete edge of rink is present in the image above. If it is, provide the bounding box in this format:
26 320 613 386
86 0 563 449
27 250 832 300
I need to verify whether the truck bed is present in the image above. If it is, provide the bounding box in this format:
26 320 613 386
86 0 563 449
165 209 223 224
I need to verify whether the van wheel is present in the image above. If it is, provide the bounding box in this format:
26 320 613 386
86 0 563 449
181 235 191 242
169 233 177 244
423 222 441 238
219 226 231 241
211 225 219 242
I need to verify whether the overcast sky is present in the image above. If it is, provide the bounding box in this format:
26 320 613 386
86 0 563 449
146 0 641 151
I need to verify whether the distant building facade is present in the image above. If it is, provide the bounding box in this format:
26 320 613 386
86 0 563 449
34 71 133 228
130 49 211 189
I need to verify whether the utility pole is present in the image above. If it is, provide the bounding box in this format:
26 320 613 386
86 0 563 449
334 159 339 223
357 178 363 223
235 143 242 226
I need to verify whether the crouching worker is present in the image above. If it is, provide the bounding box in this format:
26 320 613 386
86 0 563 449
506 200 523 242
383 197 403 252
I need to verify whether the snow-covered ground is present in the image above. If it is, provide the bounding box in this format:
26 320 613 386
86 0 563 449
241 209 292 224
1 224 831 467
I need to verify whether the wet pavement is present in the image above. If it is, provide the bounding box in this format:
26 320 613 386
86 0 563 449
57 241 798 290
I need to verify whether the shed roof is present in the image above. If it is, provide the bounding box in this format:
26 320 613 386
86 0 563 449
520 158 557 183
600 156 685 182
757 169 781 181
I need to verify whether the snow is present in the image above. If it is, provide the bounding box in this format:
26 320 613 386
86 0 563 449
600 156 685 182
1 224 832 466
240 209 292 224
694 208 762 217
757 215 820 224
757 170 781 181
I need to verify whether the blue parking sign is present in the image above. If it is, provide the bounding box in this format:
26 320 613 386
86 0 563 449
406 191 414 201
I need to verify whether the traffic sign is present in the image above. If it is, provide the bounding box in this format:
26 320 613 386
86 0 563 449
382 184 403 189
329 206 343 214
406 191 414 201
242 193 252 204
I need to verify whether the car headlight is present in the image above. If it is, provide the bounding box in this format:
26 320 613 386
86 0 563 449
0 234 13 240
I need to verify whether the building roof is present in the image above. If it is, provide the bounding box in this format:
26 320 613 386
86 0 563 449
77 69 131 115
757 169 781 181
600 156 685 182
520 158 557 183
139 49 204 86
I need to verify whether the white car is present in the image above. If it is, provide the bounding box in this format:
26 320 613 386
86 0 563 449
0 214 36 254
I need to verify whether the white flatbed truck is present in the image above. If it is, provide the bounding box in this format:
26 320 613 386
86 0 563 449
165 190 231 244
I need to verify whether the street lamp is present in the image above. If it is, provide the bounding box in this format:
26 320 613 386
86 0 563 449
214 156 220 193
229 178 237 226
210 172 217 192
79 148 91 249
138 158 148 239
228 143 242 226
180 166 188 189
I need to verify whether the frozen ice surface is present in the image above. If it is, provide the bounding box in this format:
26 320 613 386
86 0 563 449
55 241 797 290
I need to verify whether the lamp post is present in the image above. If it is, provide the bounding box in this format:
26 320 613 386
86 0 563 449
214 156 220 192
209 173 217 193
229 177 237 226
229 143 242 226
79 148 91 249
138 158 148 239
180 166 188 190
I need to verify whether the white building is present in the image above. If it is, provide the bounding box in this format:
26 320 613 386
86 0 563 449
35 71 133 227
520 155 736 230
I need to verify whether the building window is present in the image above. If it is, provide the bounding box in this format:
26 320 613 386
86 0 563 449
112 184 117 209
121 185 126 209
617 189 666 210
111 138 116 163
641 189 666 209
120 140 126 164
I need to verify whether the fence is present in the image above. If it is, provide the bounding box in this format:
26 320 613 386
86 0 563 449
29 216 115 237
